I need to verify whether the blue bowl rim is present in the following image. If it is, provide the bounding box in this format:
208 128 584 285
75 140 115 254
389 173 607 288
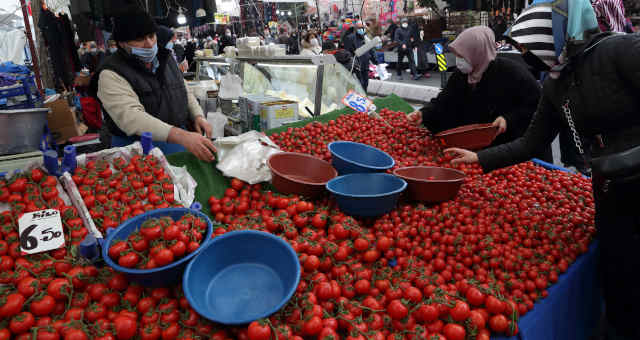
101 208 213 275
328 141 395 170
326 173 407 198
182 229 301 325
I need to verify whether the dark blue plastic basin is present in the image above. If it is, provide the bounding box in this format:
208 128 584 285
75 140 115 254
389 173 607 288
101 208 213 287
183 230 300 325
328 141 395 175
326 173 407 217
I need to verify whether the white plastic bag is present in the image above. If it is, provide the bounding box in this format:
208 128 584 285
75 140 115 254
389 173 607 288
375 63 391 81
219 73 243 100
207 112 228 138
214 131 281 184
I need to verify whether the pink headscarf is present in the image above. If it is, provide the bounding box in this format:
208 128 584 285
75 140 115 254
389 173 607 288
449 26 497 84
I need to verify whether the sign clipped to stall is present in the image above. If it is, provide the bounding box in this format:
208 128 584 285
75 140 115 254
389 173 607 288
18 209 65 254
342 90 374 113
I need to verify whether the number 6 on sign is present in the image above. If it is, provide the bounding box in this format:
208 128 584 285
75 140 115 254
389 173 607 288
18 209 65 254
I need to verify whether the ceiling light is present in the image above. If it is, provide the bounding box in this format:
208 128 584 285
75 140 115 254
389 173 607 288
177 8 187 25
196 8 206 18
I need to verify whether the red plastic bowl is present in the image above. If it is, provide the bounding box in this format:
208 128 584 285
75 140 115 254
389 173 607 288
393 166 466 203
267 152 338 198
435 123 499 150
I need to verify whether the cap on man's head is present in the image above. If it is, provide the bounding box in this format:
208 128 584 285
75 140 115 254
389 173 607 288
401 17 408 23
112 6 157 42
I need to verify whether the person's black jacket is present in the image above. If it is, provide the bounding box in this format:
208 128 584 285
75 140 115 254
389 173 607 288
219 35 235 53
288 34 300 55
384 23 398 39
173 44 185 62
81 51 105 73
343 32 377 67
394 27 413 49
421 56 542 150
478 33 640 172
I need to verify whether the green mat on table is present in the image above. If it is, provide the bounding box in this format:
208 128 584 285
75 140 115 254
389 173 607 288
266 94 414 135
166 94 414 217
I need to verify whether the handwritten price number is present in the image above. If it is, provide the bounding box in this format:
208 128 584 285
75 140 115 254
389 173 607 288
20 225 62 250
344 92 371 113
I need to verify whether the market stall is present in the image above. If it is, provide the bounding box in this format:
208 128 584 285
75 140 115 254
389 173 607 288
0 93 601 340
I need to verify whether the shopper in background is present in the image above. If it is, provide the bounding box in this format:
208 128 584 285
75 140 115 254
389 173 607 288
173 38 185 63
300 32 321 55
384 18 398 42
407 26 551 161
219 28 235 54
446 1 640 338
394 18 420 80
344 21 378 91
106 40 118 56
91 7 215 161
80 41 105 73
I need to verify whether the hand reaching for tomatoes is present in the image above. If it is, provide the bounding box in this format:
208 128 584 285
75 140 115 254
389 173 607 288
445 147 479 165
492 116 507 135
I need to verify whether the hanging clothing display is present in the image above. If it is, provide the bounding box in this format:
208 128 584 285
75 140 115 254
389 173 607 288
38 8 82 89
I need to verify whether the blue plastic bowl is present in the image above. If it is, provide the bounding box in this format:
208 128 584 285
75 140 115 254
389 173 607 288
326 173 407 217
101 208 213 287
183 230 300 325
328 141 395 174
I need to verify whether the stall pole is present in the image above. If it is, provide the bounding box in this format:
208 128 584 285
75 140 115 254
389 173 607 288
313 64 324 117
20 0 43 95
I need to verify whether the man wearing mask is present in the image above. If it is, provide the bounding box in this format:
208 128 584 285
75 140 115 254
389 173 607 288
344 22 378 91
394 18 420 80
91 7 216 161
219 29 235 54
106 40 118 56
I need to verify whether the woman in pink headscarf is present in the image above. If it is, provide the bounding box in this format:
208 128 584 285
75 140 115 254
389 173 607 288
407 26 552 161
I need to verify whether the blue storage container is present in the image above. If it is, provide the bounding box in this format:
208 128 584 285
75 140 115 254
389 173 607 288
183 230 300 325
101 208 213 287
328 141 395 175
326 173 407 217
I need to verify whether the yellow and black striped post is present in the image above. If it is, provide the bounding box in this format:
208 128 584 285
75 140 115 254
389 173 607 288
437 53 447 72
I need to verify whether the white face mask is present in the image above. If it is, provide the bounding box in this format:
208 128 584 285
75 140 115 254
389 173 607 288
456 56 473 74
402 23 408 28
310 38 319 47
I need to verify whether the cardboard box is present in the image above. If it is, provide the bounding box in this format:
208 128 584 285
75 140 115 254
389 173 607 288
44 98 83 143
239 94 280 131
260 100 298 131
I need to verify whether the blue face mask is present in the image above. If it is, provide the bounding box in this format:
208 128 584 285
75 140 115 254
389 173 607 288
165 41 174 50
357 28 365 35
130 43 158 63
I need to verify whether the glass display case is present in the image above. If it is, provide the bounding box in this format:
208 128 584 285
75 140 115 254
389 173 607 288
194 55 365 118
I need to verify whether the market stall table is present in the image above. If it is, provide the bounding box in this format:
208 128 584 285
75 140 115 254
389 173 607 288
166 94 603 340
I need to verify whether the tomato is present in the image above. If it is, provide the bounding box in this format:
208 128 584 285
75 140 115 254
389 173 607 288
161 323 179 340
10 311 35 334
118 252 140 268
113 315 137 340
465 287 485 306
311 213 327 229
247 321 271 340
140 324 161 340
489 314 509 333
30 295 56 316
108 241 127 260
469 310 486 329
64 329 88 340
485 295 505 315
231 178 245 191
0 293 25 317
449 300 470 322
30 168 44 183
154 248 174 267
303 316 323 336
387 300 408 320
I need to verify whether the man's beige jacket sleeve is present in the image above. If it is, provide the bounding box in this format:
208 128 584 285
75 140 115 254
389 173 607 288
97 70 204 142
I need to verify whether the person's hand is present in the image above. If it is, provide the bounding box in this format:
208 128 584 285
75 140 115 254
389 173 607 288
194 116 213 138
169 128 217 162
444 148 479 165
492 116 507 135
407 111 423 126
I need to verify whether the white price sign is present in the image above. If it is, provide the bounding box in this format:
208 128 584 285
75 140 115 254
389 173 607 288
342 90 374 113
18 209 65 254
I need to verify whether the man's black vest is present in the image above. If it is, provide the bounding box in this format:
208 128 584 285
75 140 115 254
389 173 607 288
95 48 190 138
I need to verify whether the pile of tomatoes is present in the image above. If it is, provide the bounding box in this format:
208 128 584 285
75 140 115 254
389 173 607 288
71 154 181 234
0 168 89 254
108 214 208 269
203 110 596 340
